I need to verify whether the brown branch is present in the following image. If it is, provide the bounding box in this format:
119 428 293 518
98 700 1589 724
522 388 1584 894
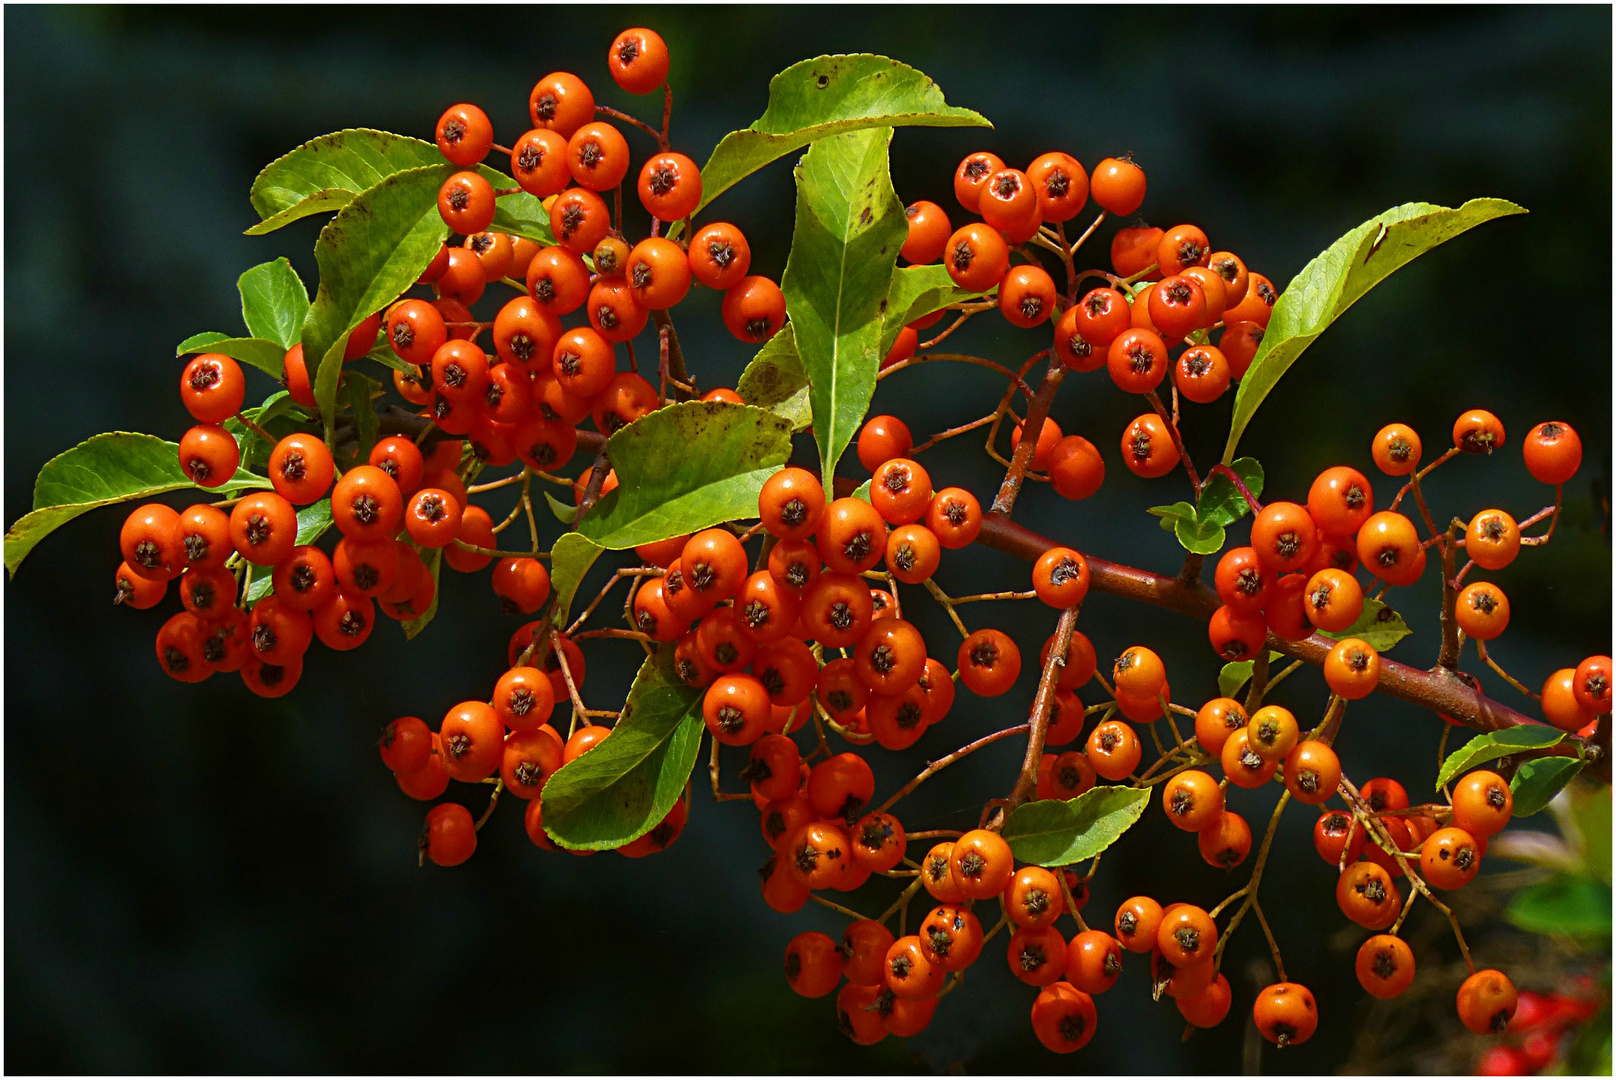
1008 606 1080 812
650 310 693 401
990 355 1061 516
872 723 1031 816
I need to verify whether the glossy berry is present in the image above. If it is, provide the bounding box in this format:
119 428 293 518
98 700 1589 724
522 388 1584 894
1090 155 1146 216
607 27 669 94
1522 420 1581 484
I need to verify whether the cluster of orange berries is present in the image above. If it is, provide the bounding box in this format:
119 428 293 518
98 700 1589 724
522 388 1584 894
395 27 783 454
885 149 1278 484
776 827 1117 1048
126 340 560 696
382 650 692 868
1201 408 1606 736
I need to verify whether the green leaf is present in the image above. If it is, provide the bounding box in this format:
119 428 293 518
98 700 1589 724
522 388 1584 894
1436 726 1565 791
735 324 812 431
360 344 415 375
1147 501 1197 530
246 128 442 234
1001 786 1151 867
174 335 287 378
1319 597 1412 653
1218 652 1285 699
1222 198 1526 463
178 331 231 355
1146 500 1224 553
1509 756 1587 817
337 372 383 461
876 263 984 359
1174 516 1225 555
402 547 442 640
576 401 792 549
5 433 269 577
547 532 604 629
1572 783 1611 884
542 649 705 850
544 490 579 525
1198 458 1265 529
238 258 310 349
301 163 452 433
481 164 554 245
780 127 907 484
850 479 872 502
243 499 332 604
694 54 989 219
1504 875 1612 939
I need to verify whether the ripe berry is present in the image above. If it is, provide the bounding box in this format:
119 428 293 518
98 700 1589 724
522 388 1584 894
1161 769 1224 832
1302 567 1363 632
229 492 299 567
958 629 1020 696
1522 420 1582 484
435 103 493 166
180 353 246 423
1324 637 1380 700
1174 345 1230 403
423 803 477 867
949 832 1019 906
437 171 496 235
607 27 669 94
177 424 239 488
1049 436 1106 500
1457 969 1518 1034
1090 155 1146 216
267 433 335 505
1033 547 1090 608
998 263 1057 328
1027 152 1088 222
1307 466 1375 538
1337 860 1400 929
1466 509 1521 571
1421 825 1482 889
1194 697 1248 756
1348 935 1415 1001
1253 982 1318 1047
1120 413 1178 478
549 187 611 254
1107 327 1170 394
1282 741 1341 805
720 275 785 343
901 200 951 264
1011 417 1063 471
1450 770 1513 837
638 151 702 221
1198 810 1252 868
943 223 1009 292
1087 720 1141 781
1250 501 1317 576
1453 408 1505 454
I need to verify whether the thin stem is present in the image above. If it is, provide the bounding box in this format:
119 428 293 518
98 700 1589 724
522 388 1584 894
880 876 925 926
1339 775 1473 973
808 893 873 922
873 723 1031 816
1203 463 1264 514
910 412 1000 456
594 104 664 146
232 411 276 444
1477 640 1541 701
1144 390 1200 491
1067 210 1106 256
950 589 1039 605
1008 606 1080 812
474 781 504 831
923 578 971 639
454 540 550 560
990 354 1062 516
467 471 526 494
1520 486 1563 546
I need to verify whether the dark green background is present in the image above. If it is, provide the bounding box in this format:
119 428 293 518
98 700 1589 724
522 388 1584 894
5 5 1610 1073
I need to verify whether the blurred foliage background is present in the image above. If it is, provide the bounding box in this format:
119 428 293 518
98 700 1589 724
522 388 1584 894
4 4 1610 1073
